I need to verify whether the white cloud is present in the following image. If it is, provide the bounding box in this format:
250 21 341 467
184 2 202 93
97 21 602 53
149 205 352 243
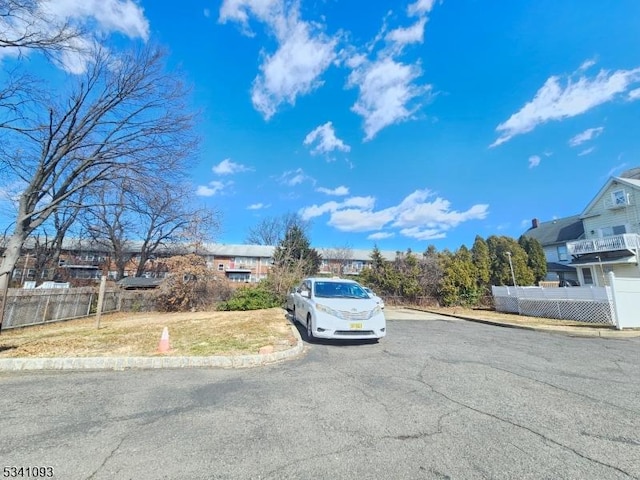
367 232 395 240
390 190 488 230
299 196 376 221
277 168 314 187
42 0 149 40
385 17 427 47
579 59 596 71
301 189 488 239
346 3 436 141
629 88 640 100
399 227 446 241
491 63 640 147
220 0 338 120
569 127 604 147
528 155 541 168
212 158 252 175
328 208 397 232
247 203 269 210
407 0 437 16
303 122 350 156
578 147 595 156
0 0 150 73
316 185 350 196
196 180 231 197
348 57 431 141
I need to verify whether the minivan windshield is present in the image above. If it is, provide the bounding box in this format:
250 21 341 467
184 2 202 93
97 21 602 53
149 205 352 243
314 281 369 299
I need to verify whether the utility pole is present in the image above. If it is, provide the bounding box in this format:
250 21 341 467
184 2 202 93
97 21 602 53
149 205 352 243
506 251 517 287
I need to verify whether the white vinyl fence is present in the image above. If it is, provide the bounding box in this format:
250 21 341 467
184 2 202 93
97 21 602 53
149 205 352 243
493 272 640 329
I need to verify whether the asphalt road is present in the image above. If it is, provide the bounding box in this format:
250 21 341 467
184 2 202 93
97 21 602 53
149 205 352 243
1 308 639 480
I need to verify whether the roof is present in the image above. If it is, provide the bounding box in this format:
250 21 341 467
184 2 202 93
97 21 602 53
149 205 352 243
117 277 163 289
3 237 399 262
546 262 576 272
317 248 397 262
522 215 584 246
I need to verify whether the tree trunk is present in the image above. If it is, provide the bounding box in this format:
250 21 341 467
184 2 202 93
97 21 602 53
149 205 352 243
0 231 27 331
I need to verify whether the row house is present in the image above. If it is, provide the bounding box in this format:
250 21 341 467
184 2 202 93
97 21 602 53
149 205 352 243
2 239 399 287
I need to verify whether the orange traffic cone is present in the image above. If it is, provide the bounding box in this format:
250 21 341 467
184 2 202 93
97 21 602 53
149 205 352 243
157 327 170 353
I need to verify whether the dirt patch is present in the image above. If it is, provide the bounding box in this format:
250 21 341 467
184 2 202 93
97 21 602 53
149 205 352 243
0 308 298 358
422 306 614 328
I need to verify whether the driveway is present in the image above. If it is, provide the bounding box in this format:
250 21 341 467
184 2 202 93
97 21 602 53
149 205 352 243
1 309 639 479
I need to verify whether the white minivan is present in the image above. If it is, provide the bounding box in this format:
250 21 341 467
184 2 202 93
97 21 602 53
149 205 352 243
292 277 386 341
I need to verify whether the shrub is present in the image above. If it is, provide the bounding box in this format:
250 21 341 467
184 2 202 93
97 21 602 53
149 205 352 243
217 285 281 311
156 254 220 312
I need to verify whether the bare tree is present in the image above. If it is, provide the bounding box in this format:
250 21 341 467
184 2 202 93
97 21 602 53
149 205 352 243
0 45 198 325
245 212 308 245
81 185 134 280
0 0 83 54
81 180 220 280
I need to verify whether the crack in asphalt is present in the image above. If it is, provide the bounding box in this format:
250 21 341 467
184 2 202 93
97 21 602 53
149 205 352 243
415 363 638 479
580 431 640 446
488 364 640 416
85 436 126 480
380 408 462 443
421 354 640 416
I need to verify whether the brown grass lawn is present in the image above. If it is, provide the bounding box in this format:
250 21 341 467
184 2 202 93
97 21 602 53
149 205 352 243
0 308 297 358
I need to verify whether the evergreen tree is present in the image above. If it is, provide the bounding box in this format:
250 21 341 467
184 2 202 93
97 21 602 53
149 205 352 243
471 235 491 289
486 235 535 286
272 225 321 276
518 235 547 283
419 245 444 299
439 246 479 306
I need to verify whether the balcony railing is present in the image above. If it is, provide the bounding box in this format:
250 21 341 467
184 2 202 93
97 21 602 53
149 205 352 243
567 234 640 256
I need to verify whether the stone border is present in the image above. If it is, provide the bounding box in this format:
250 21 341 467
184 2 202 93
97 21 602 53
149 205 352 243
412 308 640 338
0 324 304 371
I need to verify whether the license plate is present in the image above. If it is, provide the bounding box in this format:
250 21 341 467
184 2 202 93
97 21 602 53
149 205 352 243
350 323 363 330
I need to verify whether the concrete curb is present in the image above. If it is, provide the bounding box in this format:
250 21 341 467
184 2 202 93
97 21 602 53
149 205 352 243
414 308 640 338
0 323 305 372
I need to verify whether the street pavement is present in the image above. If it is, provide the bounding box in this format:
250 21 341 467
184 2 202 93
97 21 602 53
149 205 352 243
1 308 639 479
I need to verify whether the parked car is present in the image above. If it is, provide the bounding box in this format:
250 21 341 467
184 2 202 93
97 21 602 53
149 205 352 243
285 287 296 311
291 277 386 341
559 279 580 287
362 286 385 309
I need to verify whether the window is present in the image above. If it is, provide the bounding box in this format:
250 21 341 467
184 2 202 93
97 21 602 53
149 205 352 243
600 225 627 237
557 245 568 262
582 267 593 285
234 257 257 266
228 272 250 282
218 263 224 271
611 189 627 206
314 281 368 299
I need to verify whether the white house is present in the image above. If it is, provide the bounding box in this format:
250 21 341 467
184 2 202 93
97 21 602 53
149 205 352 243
566 169 640 286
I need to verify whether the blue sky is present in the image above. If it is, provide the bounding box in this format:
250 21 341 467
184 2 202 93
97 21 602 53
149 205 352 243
3 0 640 252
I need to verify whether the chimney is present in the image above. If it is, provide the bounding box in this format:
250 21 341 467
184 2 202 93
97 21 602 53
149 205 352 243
531 218 539 229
